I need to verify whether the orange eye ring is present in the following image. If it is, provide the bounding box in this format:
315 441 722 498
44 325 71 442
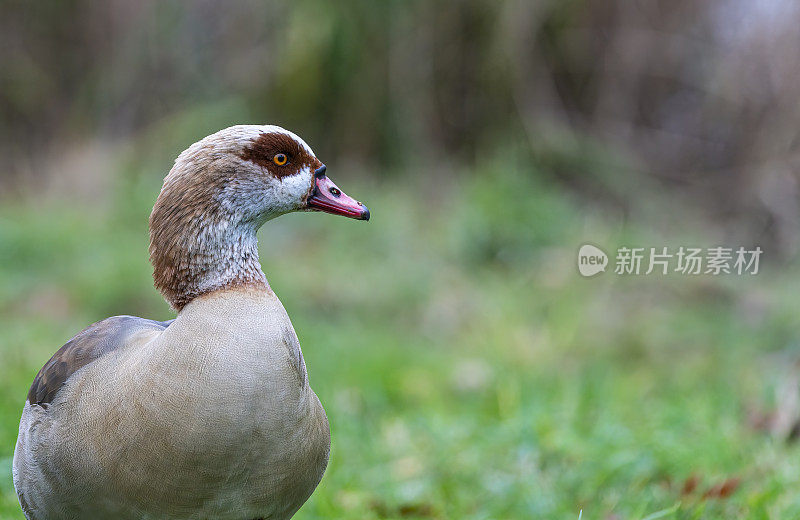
273 153 288 166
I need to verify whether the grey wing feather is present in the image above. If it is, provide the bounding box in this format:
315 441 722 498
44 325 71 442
27 315 173 406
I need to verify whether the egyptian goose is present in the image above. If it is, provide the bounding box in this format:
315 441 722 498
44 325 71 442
12 125 369 520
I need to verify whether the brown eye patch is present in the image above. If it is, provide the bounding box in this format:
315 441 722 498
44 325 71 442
240 131 321 179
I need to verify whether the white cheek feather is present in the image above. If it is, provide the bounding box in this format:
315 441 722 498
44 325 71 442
279 166 314 207
235 165 313 219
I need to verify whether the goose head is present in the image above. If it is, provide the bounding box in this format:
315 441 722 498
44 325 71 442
149 125 369 310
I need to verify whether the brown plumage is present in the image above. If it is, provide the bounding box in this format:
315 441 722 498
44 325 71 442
240 131 322 179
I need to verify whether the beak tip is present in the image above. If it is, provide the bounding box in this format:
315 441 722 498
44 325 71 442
360 206 370 221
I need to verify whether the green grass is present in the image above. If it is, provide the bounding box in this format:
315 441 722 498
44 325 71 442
2 157 800 519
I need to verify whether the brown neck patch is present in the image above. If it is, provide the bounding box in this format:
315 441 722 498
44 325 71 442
149 168 268 311
240 132 321 179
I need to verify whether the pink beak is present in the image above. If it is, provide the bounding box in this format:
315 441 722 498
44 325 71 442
306 165 370 221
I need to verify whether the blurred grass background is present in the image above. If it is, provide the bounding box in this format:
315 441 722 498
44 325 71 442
2 1 800 519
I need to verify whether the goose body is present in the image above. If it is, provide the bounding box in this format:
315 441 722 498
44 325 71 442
13 125 369 519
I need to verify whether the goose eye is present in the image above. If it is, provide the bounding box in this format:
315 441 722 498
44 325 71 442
273 153 288 166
